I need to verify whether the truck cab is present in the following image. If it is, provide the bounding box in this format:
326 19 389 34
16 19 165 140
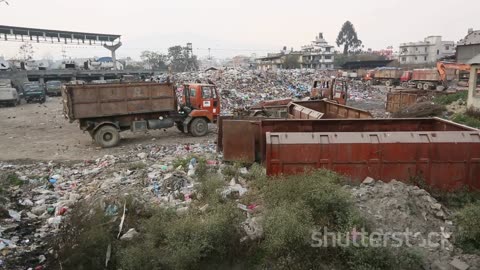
182 83 220 122
310 78 348 105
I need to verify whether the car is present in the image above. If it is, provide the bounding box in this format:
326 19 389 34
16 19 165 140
24 83 46 104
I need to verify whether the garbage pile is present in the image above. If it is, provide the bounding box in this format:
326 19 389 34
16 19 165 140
0 142 219 270
348 177 479 269
172 68 333 113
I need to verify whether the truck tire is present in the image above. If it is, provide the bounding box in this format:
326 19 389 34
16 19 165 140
423 83 430 91
385 80 392 87
401 82 408 88
94 125 120 148
417 83 423 90
189 118 208 137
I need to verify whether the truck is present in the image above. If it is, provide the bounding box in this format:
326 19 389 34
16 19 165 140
62 81 220 147
400 69 455 90
23 83 46 103
0 79 20 107
45 80 63 96
363 68 403 86
310 77 348 105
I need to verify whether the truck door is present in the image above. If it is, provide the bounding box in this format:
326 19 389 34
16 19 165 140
200 86 220 117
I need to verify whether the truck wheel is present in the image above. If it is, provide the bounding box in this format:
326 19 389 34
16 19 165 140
94 125 120 148
423 83 430 91
385 80 392 87
401 82 408 88
417 83 423 90
189 118 208 137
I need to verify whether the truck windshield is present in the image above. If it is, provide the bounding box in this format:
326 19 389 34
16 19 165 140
25 85 41 92
47 81 62 87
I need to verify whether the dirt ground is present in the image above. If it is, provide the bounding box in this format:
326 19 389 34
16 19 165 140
0 97 216 161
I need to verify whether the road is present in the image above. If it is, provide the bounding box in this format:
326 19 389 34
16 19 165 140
0 97 216 161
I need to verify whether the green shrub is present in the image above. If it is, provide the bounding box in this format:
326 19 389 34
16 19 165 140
456 202 480 251
264 170 358 231
342 246 424 270
451 113 480 128
128 162 146 170
433 91 467 105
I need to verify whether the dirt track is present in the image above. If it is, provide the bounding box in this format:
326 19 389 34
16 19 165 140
0 97 216 161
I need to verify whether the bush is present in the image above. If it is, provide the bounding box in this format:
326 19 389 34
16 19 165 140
342 246 424 270
433 91 467 105
456 202 480 251
264 170 358 231
451 113 480 128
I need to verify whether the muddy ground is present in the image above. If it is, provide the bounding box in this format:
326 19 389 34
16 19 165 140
0 97 216 161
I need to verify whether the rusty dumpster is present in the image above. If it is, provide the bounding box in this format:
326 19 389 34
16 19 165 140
264 117 480 191
386 91 426 113
219 101 372 162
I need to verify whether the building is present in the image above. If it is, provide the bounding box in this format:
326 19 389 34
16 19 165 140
399 36 455 65
256 53 287 71
457 28 480 64
256 32 334 71
300 33 335 69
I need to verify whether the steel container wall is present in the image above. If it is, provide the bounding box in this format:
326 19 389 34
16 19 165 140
266 130 480 191
63 82 176 120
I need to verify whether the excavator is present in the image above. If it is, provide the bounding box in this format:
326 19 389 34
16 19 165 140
436 61 480 89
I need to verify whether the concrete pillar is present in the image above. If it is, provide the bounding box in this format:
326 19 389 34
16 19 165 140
38 77 45 84
104 42 122 70
99 76 105 80
71 76 76 82
467 65 480 109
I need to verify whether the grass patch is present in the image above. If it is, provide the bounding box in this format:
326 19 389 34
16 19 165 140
451 113 480 128
433 91 467 105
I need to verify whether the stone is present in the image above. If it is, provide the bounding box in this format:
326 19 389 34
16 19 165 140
450 258 469 270
431 203 442 210
362 177 375 185
120 228 139 241
137 152 148 159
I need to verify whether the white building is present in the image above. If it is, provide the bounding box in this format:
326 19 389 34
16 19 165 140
300 33 335 69
399 36 455 65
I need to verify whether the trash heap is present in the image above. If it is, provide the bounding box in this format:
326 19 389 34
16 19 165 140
348 177 479 270
0 142 220 270
172 68 336 113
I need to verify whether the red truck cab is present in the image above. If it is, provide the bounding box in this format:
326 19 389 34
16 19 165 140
182 83 220 123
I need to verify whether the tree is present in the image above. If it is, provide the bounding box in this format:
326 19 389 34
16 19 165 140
336 21 362 55
18 42 34 61
140 51 168 70
283 54 301 69
168 45 198 72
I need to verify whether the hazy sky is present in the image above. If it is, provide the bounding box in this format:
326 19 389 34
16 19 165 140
1 0 479 60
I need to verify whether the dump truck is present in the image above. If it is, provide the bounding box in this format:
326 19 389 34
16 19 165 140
62 81 220 147
364 68 403 86
219 117 480 191
310 78 348 105
400 69 455 90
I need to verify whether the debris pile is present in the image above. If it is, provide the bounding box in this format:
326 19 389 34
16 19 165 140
0 142 218 270
348 177 480 269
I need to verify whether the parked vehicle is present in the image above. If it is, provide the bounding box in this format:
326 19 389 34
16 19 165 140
0 79 20 106
23 83 46 103
366 68 403 86
310 78 348 105
63 81 220 147
45 80 63 96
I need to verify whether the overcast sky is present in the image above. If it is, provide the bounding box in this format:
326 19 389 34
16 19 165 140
1 0 479 60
